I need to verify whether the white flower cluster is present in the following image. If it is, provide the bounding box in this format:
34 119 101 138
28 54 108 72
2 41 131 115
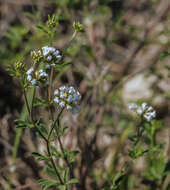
41 46 62 68
129 102 156 122
54 85 81 114
26 67 36 85
26 67 48 87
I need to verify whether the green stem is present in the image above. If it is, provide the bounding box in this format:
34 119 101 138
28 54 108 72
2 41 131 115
30 87 36 121
46 108 65 185
62 31 77 55
55 122 74 179
23 88 31 116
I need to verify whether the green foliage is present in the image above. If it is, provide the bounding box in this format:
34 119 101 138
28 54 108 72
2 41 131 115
5 1 170 190
38 179 59 190
160 51 170 61
15 119 34 129
32 152 50 161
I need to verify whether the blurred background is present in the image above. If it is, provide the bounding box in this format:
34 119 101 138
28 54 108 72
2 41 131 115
0 0 170 189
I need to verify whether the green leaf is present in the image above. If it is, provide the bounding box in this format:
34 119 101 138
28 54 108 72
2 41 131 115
58 185 66 190
63 168 69 183
37 123 48 138
15 119 34 129
45 165 58 179
66 178 79 185
34 97 49 107
38 179 58 190
67 150 80 163
160 51 170 61
50 145 62 158
36 24 48 34
164 93 170 99
54 62 72 71
58 126 69 136
32 152 50 161
111 171 126 189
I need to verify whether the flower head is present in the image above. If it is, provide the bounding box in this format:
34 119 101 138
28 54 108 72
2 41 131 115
26 67 48 87
54 85 81 114
41 46 62 68
128 102 156 122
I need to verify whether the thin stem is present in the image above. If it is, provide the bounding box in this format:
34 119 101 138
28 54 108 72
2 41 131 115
57 135 74 179
62 31 77 55
46 140 64 185
23 87 63 185
47 67 54 121
23 88 31 116
30 86 36 121
46 108 65 185
49 68 54 102
52 108 75 179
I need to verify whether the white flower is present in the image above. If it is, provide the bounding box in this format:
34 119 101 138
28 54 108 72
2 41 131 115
49 47 55 52
68 86 76 94
59 86 66 91
42 46 50 56
38 46 62 70
141 102 148 111
54 97 59 103
59 101 65 107
67 95 73 102
27 75 32 81
137 108 143 115
39 71 48 77
60 91 66 98
73 93 81 101
66 105 72 110
31 79 37 85
129 102 156 122
47 55 52 61
54 85 81 113
51 63 55 66
128 103 138 111
56 55 61 59
53 50 58 56
26 67 34 75
54 89 59 95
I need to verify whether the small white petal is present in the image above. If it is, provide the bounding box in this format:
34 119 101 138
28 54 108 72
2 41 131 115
31 79 37 85
66 105 72 110
145 115 152 122
60 91 66 98
150 111 156 118
59 86 66 91
128 104 137 111
53 50 59 57
54 89 59 95
59 101 65 107
137 108 143 115
26 67 34 75
51 63 56 67
67 95 73 102
47 55 52 61
147 106 153 111
141 102 148 111
54 97 59 103
27 75 32 81
56 55 62 59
